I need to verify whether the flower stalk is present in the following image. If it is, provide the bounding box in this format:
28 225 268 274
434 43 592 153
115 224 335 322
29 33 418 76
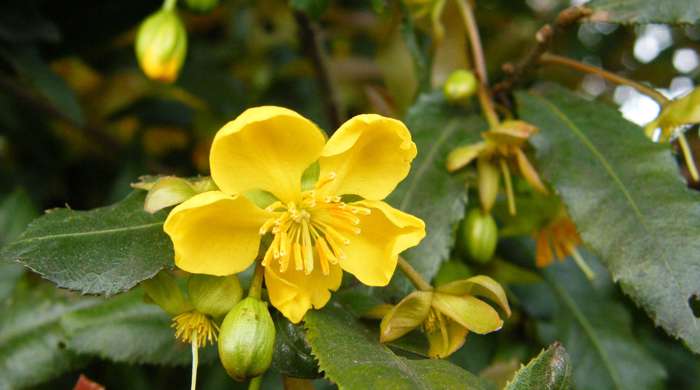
397 256 432 291
248 262 265 300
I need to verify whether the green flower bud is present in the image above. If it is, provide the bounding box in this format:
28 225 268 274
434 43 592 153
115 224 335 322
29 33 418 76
218 297 276 381
142 271 192 316
185 0 219 13
443 69 478 103
461 209 498 263
187 274 243 318
135 8 187 83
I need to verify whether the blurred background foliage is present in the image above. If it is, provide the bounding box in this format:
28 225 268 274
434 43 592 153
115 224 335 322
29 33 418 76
1 0 700 389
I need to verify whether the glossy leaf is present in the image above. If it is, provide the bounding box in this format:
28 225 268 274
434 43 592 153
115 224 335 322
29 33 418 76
61 288 192 365
505 343 571 390
1 191 173 295
272 311 320 379
587 0 700 24
304 305 492 390
518 86 700 353
388 92 483 294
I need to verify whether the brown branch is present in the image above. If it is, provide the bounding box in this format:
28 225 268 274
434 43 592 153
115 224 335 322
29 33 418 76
494 5 592 95
294 11 343 131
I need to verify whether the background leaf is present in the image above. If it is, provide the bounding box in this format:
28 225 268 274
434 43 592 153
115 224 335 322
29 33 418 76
0 188 37 300
0 283 97 389
303 304 492 390
387 93 483 294
518 86 700 354
505 342 571 390
587 0 700 25
509 241 667 390
61 288 193 366
1 191 172 295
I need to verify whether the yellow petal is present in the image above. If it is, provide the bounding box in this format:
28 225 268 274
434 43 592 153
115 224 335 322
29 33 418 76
379 291 433 343
427 315 469 358
432 293 503 334
514 148 548 194
210 106 326 202
436 275 511 317
164 191 271 275
265 263 343 323
319 114 417 200
446 142 487 172
339 200 425 286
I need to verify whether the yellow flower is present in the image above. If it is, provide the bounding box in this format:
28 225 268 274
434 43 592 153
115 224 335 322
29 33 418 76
163 107 426 323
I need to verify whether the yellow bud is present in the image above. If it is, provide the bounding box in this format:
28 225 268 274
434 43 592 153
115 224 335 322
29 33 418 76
187 274 243 318
443 69 478 103
218 297 276 381
135 8 187 83
141 176 217 213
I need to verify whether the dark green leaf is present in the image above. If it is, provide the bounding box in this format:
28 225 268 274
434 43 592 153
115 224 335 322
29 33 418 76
0 283 97 389
61 288 192 366
304 305 492 390
0 188 37 300
587 0 700 24
518 86 700 353
1 191 173 295
272 311 320 379
511 245 667 390
505 343 571 390
388 92 483 294
290 0 330 19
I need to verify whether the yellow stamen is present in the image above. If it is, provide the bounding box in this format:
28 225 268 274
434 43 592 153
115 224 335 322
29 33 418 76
172 311 218 347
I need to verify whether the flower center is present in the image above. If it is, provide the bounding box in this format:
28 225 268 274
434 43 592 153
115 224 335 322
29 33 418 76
172 311 219 347
259 172 370 276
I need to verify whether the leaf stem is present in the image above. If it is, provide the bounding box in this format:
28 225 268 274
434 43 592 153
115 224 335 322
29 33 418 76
539 53 669 105
248 376 262 390
499 159 516 215
677 133 700 182
163 0 177 11
190 331 198 390
570 247 595 281
248 262 265 299
397 256 432 291
455 0 499 129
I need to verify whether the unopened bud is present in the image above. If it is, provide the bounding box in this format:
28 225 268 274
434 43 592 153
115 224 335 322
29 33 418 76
135 8 187 83
443 69 478 103
461 208 498 264
188 274 243 318
218 297 276 381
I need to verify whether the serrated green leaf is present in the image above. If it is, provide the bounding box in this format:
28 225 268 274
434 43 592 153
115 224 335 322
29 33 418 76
517 86 700 353
510 241 667 390
505 343 571 390
272 311 320 379
304 305 492 390
387 93 483 294
0 283 98 389
61 288 193 366
1 191 173 295
587 0 700 24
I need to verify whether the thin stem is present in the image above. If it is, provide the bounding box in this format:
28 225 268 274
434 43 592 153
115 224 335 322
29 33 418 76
455 0 499 129
570 247 595 281
190 331 198 390
539 53 669 105
678 133 700 182
248 262 265 299
294 11 343 130
248 376 262 390
397 256 432 291
163 0 177 11
499 159 516 215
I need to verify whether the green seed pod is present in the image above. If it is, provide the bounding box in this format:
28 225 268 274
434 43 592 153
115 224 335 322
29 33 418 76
135 8 187 83
185 0 219 13
218 297 276 381
461 209 498 264
443 69 478 103
187 274 243 318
